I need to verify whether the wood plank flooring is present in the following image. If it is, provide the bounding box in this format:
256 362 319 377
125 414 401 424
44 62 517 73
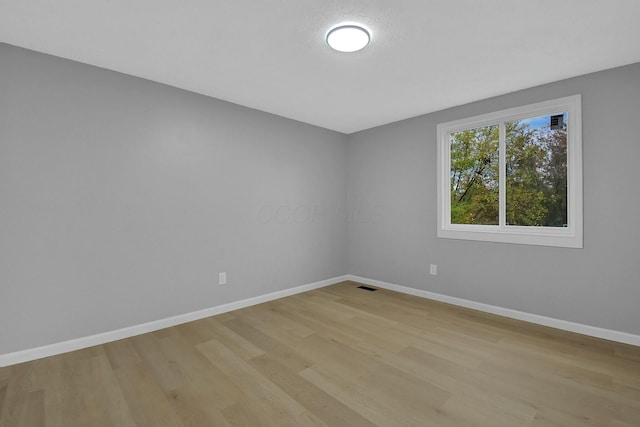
1 281 639 426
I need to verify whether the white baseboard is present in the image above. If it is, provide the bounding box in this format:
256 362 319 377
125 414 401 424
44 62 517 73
0 275 350 367
3 273 637 367
346 275 640 347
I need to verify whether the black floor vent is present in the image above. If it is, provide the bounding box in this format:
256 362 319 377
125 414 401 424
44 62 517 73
357 285 378 292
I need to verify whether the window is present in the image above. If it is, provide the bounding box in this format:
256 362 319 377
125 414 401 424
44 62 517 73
437 95 582 248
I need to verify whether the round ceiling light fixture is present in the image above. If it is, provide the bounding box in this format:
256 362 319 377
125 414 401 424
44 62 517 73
326 25 370 52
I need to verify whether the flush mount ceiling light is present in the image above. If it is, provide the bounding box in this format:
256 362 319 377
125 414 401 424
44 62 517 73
326 25 370 52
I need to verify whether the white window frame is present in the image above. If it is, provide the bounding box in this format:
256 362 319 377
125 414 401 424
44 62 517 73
436 95 583 248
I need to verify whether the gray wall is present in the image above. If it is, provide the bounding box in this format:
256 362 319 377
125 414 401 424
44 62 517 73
0 43 348 354
347 62 640 335
2 41 639 356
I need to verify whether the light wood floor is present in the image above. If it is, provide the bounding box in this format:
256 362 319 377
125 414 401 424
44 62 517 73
1 281 639 427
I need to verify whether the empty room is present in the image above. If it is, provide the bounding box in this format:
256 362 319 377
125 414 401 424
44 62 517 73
1 1 639 426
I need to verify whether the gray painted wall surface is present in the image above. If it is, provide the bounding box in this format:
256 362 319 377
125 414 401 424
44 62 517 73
2 41 639 355
0 44 347 354
347 62 640 335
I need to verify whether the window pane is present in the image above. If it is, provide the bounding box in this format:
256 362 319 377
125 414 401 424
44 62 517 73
506 113 568 227
450 125 499 225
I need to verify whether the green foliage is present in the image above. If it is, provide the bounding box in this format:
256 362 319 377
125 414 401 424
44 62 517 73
450 116 567 227
450 125 499 225
506 186 547 225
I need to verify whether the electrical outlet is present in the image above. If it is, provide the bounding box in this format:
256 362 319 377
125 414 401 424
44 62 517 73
218 272 227 285
429 264 437 276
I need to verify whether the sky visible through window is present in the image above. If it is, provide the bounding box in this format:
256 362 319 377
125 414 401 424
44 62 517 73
521 112 568 133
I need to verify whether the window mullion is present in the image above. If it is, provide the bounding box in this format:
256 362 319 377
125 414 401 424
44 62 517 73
498 122 506 228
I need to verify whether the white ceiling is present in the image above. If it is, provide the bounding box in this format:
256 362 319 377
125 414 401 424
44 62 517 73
2 1 640 134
